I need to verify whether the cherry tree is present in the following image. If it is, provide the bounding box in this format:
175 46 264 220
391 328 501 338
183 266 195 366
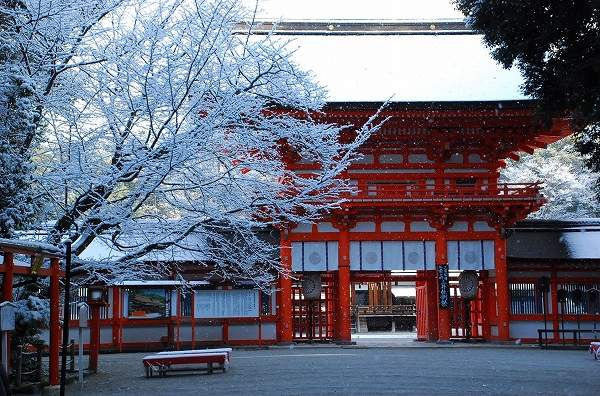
2 0 379 286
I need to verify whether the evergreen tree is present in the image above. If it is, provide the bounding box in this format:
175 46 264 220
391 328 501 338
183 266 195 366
0 0 40 237
453 1 600 188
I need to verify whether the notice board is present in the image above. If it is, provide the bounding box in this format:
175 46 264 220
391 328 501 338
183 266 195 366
194 289 259 318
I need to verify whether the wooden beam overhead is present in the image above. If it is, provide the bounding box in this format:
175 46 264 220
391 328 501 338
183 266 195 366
234 20 474 36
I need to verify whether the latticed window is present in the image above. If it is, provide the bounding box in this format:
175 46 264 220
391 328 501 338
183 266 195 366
509 283 542 314
558 283 600 315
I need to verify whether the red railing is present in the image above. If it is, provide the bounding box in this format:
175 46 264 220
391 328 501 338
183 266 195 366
344 181 545 205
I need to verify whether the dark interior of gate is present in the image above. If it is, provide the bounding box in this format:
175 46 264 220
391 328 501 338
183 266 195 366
292 272 486 342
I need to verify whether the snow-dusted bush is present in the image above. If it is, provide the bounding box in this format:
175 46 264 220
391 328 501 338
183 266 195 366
13 295 50 329
10 295 50 374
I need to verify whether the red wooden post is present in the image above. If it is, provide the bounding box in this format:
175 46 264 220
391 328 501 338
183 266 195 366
336 228 352 343
1 253 13 372
278 229 293 343
111 287 121 351
494 234 510 340
1 253 13 302
479 271 492 340
425 270 440 341
191 291 196 349
88 303 102 373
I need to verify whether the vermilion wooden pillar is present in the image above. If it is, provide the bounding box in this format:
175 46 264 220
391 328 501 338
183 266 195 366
278 230 293 343
49 257 60 386
426 270 440 341
88 302 103 373
494 234 510 340
479 271 492 340
1 252 13 302
336 228 352 343
191 291 196 349
111 287 121 350
1 253 13 372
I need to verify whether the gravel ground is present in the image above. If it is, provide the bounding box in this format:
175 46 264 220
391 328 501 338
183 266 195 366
43 339 597 396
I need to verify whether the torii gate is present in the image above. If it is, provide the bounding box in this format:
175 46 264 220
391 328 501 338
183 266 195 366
0 239 65 386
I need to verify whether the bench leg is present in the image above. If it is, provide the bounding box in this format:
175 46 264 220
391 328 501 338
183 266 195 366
207 362 213 374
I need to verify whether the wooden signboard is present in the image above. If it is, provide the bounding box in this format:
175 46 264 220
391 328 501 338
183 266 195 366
437 265 450 309
194 289 259 318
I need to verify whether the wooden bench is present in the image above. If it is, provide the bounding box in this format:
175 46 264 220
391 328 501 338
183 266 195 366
537 328 590 348
156 348 232 361
589 342 600 359
142 351 229 377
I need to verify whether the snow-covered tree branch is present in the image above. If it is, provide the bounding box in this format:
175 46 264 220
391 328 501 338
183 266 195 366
500 136 600 219
2 0 379 286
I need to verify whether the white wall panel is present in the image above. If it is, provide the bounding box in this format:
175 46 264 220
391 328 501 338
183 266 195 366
459 240 482 270
292 241 339 272
356 241 383 271
447 240 495 270
317 222 339 232
351 240 435 271
381 221 405 232
382 241 403 270
483 240 495 269
350 222 376 232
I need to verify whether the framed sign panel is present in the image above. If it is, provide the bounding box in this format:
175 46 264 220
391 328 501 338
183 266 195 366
194 289 259 318
127 288 169 318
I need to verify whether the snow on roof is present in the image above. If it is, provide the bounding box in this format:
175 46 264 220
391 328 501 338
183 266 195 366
0 238 64 257
77 234 210 262
507 219 600 260
78 225 279 262
285 34 526 102
114 280 210 287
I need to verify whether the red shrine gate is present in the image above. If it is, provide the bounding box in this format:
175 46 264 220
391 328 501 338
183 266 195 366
275 101 570 343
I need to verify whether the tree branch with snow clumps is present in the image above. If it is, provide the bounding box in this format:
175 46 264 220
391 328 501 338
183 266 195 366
2 0 383 287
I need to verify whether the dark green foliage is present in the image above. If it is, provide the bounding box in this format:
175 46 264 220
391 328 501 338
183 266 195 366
454 1 600 124
454 0 600 190
0 0 42 237
0 68 39 238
